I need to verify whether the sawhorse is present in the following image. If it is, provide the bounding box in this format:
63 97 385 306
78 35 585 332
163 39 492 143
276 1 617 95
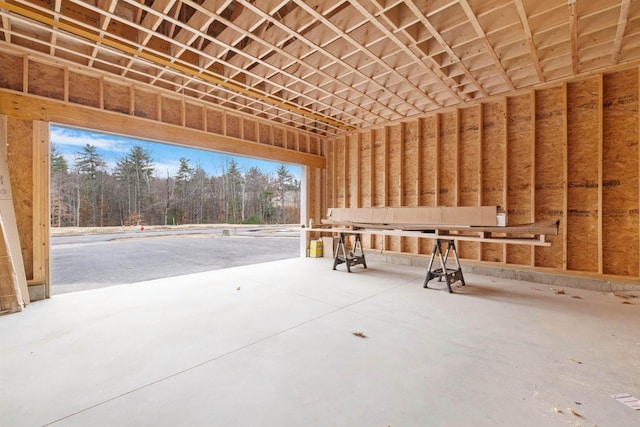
424 239 465 293
332 232 367 272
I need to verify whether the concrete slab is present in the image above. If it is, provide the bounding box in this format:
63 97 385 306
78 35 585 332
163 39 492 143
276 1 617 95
1 258 639 426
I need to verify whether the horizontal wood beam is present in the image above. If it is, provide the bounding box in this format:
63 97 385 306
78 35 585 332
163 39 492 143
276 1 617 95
0 91 326 169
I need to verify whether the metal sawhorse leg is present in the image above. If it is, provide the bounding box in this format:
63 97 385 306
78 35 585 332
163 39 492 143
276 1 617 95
423 239 465 293
332 232 367 272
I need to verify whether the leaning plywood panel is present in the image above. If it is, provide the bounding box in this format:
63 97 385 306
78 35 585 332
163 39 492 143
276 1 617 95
0 220 21 312
602 70 640 277
566 77 601 272
0 115 28 310
507 94 535 266
534 87 565 269
458 107 481 260
481 101 506 263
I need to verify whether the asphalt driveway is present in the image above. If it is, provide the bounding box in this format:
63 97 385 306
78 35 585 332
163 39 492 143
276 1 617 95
51 226 301 294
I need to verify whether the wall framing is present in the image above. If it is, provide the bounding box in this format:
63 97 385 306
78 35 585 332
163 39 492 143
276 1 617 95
326 67 640 284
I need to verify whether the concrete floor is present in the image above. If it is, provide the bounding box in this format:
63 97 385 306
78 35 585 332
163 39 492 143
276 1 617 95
1 258 639 426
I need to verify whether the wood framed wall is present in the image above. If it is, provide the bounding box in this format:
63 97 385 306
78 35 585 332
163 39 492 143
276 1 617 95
0 48 325 309
326 68 640 283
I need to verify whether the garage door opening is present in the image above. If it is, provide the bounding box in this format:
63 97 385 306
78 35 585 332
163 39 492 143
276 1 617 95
49 125 303 294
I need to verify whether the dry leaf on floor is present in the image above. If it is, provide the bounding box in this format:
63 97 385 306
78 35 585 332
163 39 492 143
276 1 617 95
570 357 583 364
621 301 632 305
352 331 367 338
574 401 582 405
553 407 563 414
553 289 566 295
568 408 582 418
572 296 582 299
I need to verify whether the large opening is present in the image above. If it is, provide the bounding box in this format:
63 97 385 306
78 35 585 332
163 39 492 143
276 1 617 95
49 124 303 294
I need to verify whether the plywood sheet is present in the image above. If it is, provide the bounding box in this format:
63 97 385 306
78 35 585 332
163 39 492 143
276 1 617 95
404 121 419 206
566 77 600 272
286 131 297 150
28 61 64 101
134 89 158 120
507 94 534 266
534 87 565 269
161 96 182 126
602 70 639 276
103 80 130 115
225 114 241 139
373 128 386 207
458 107 480 260
69 72 100 108
388 124 402 209
360 132 372 207
185 103 203 131
420 116 438 206
481 101 506 262
258 122 271 144
335 137 346 208
273 127 284 148
6 118 33 280
438 111 457 207
207 109 224 135
0 51 23 92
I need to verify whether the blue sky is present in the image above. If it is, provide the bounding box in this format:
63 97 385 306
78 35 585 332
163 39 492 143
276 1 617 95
50 125 300 179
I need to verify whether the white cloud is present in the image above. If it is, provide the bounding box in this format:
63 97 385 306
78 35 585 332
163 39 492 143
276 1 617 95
50 126 123 151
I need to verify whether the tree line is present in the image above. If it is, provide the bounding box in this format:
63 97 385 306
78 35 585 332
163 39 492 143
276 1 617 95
50 143 300 227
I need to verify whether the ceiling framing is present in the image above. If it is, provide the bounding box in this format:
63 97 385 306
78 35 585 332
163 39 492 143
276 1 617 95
1 0 639 136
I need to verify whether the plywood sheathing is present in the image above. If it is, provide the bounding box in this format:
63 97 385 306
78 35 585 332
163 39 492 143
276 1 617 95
459 107 481 261
28 61 63 101
481 101 506 263
103 80 131 116
602 69 639 277
70 72 100 109
7 118 34 280
0 50 323 170
567 77 601 273
326 68 640 282
534 87 565 270
507 94 535 266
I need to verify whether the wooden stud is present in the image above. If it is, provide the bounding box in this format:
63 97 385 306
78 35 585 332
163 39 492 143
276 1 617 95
354 133 361 208
63 67 69 102
477 103 483 262
434 114 441 206
529 90 536 266
562 82 569 271
22 55 28 94
31 121 49 295
598 75 604 274
502 97 508 263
